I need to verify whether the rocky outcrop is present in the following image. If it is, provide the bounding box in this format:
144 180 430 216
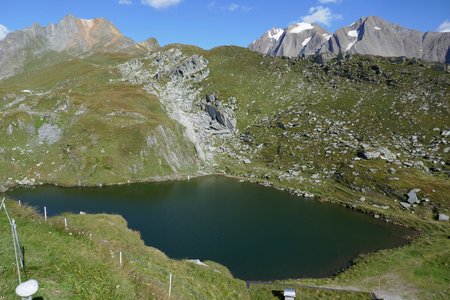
251 16 450 64
118 49 237 166
202 94 235 132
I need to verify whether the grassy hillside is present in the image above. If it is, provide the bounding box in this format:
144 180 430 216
0 199 248 299
0 53 199 187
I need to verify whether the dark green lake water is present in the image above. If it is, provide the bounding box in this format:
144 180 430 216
9 176 412 281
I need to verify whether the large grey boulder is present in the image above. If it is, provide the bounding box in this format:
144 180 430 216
406 190 420 204
358 146 396 161
378 147 397 161
438 214 449 221
359 150 380 160
205 104 234 132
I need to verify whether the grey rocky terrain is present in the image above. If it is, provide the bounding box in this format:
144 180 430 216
118 48 237 168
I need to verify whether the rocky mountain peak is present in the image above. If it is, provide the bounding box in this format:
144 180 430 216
0 16 140 80
250 22 330 57
252 16 450 64
138 37 160 52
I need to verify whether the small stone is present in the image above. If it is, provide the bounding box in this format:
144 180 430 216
389 168 396 174
360 196 366 202
400 202 411 209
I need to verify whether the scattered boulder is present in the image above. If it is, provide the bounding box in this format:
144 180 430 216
358 147 396 161
438 214 449 221
204 101 234 132
406 189 420 204
358 149 380 160
206 94 216 103
0 185 8 193
378 147 397 161
400 202 411 209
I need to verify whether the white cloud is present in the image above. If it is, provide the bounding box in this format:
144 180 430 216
437 20 450 32
301 6 342 26
0 24 9 41
119 0 133 4
141 0 181 9
223 3 253 12
209 2 253 12
228 3 239 11
318 0 341 4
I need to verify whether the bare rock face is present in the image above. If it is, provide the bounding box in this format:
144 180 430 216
251 16 450 64
0 15 139 80
249 23 330 58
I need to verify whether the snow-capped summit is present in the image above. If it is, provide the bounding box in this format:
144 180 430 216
250 16 450 64
250 22 330 57
288 22 314 34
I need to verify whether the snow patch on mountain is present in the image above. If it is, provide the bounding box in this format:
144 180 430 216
289 22 314 33
323 33 332 40
347 29 359 38
346 40 357 51
268 28 284 41
302 37 312 47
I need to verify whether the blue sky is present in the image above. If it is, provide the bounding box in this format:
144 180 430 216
0 0 449 49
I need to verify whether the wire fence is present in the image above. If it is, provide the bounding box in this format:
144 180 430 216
2 196 379 299
0 197 211 299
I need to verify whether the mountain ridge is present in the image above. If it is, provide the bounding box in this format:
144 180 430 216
250 16 450 64
0 15 154 81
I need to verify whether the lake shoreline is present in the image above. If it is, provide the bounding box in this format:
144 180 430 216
5 171 418 231
7 175 415 281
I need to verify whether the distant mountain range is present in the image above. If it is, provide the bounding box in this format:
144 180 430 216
250 16 450 64
1 15 449 82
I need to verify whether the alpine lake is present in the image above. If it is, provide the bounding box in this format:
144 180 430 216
8 175 413 281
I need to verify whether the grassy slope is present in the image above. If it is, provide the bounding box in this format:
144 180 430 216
0 199 248 299
0 53 198 187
